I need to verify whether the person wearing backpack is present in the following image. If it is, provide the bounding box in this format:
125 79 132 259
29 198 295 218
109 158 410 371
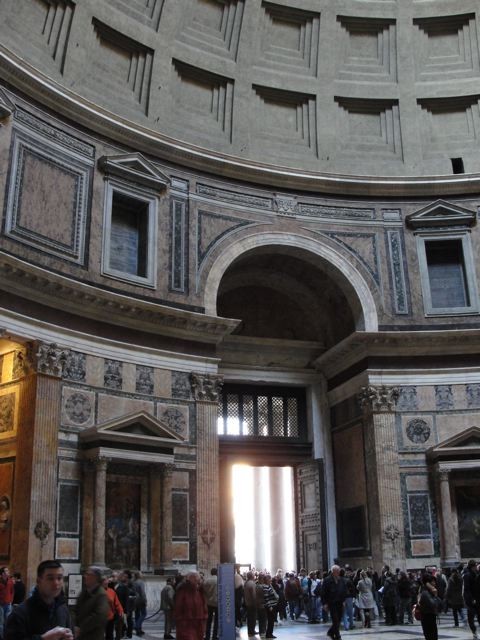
284 573 301 621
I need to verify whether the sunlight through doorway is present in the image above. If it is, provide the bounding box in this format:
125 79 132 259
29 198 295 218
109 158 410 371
232 464 296 572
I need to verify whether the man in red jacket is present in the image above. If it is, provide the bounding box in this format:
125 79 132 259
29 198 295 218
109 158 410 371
0 567 14 620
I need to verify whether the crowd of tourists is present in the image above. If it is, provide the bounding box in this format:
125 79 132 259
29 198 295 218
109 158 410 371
157 560 480 640
0 559 480 640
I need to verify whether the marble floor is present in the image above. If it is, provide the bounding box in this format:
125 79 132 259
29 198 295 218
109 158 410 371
142 614 473 640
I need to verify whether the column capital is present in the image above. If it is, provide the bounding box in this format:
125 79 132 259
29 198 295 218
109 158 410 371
36 342 68 377
162 463 175 479
358 385 399 413
190 373 223 402
436 467 451 482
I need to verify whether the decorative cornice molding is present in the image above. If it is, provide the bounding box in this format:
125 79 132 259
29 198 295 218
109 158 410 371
0 252 240 344
190 373 223 402
358 385 399 413
2 47 480 197
316 330 480 380
0 86 15 121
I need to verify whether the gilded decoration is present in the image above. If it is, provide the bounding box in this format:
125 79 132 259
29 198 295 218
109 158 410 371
0 386 19 438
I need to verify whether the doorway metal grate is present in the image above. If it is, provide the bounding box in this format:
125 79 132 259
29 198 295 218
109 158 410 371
218 384 307 439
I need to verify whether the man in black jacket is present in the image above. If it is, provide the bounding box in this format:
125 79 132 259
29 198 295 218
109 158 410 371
321 565 347 640
463 559 480 640
5 559 73 640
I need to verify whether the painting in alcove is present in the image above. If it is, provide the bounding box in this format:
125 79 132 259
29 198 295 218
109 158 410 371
456 485 480 558
105 480 141 568
0 461 13 558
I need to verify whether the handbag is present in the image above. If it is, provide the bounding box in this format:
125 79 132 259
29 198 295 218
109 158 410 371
412 603 421 621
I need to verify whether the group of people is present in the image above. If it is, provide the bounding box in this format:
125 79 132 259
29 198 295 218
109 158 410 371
161 559 480 640
2 558 480 640
0 561 148 640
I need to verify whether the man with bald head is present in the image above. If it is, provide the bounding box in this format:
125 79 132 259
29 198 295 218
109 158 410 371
321 565 347 640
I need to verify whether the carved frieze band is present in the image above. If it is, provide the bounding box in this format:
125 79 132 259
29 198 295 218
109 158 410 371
358 385 399 413
190 373 223 402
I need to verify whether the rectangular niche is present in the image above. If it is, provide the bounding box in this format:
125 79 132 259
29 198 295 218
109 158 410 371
334 96 403 159
258 2 320 76
336 15 397 82
413 14 479 81
252 85 317 159
4 111 94 265
171 59 234 141
90 19 153 115
176 0 244 61
417 95 480 154
105 0 165 30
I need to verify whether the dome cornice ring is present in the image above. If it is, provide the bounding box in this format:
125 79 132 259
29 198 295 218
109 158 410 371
2 45 480 199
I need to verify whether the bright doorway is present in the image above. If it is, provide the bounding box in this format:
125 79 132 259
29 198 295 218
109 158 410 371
232 464 296 572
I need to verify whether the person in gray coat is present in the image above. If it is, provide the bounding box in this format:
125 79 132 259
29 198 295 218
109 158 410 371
75 566 109 640
160 578 175 640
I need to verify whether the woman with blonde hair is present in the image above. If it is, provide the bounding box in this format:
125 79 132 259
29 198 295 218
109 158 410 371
357 570 375 628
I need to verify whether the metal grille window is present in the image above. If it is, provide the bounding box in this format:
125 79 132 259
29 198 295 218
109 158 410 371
218 384 306 439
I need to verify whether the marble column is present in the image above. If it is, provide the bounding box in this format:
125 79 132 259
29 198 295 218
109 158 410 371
14 342 65 588
191 373 223 571
93 457 108 566
149 465 162 570
82 460 95 567
161 464 174 567
437 467 458 565
270 467 283 573
358 385 405 568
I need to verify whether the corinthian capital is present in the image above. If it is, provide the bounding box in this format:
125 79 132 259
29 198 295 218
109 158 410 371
190 373 223 402
36 342 67 377
358 385 399 413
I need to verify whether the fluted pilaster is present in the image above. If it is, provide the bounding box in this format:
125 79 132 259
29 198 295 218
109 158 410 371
358 385 405 568
191 373 222 571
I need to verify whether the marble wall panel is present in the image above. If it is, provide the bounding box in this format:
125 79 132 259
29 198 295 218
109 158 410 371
173 471 190 490
332 424 366 509
435 385 454 410
61 387 95 428
97 395 154 423
172 541 189 561
122 363 136 394
58 460 81 481
4 110 93 264
411 539 434 557
55 537 79 560
85 356 104 388
154 369 172 398
436 413 480 443
406 475 429 492
416 386 435 411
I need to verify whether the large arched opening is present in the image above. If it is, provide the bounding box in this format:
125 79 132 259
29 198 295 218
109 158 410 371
209 237 377 570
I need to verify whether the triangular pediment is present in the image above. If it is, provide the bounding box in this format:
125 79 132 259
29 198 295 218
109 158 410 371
98 153 170 191
427 426 480 461
79 410 184 447
406 200 476 230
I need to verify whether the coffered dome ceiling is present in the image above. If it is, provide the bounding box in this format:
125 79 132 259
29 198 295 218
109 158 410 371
1 0 479 184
